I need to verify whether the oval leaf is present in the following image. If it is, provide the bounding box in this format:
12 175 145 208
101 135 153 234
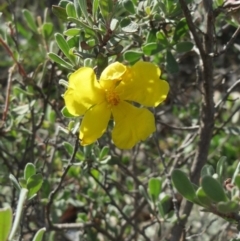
148 178 162 202
196 187 212 207
27 173 43 199
32 228 46 241
142 43 164 56
24 163 36 180
22 9 38 33
123 50 142 64
171 169 196 202
217 201 239 213
176 42 194 53
166 50 179 73
201 164 215 178
201 175 228 203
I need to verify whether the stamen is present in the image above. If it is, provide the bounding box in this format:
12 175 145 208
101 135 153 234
106 90 120 106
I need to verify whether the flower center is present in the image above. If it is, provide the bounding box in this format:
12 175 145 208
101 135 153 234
106 89 120 106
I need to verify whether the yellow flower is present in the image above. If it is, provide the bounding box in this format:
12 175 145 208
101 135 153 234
64 61 169 149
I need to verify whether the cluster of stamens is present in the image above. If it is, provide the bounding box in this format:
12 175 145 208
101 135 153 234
106 89 120 106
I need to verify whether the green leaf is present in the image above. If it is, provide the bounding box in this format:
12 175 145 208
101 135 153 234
158 194 172 217
0 207 12 241
217 201 239 213
148 178 162 202
173 18 188 42
55 33 75 64
42 22 53 39
48 52 73 70
99 146 110 160
234 175 240 189
142 43 165 56
19 178 27 188
67 17 96 37
156 31 169 46
64 28 80 36
232 162 240 186
27 173 43 199
92 0 99 20
24 163 36 180
176 42 194 53
9 174 21 191
201 175 228 203
146 30 157 43
32 228 46 241
22 9 38 33
123 0 135 14
123 50 142 64
139 185 150 202
217 156 227 183
196 187 212 207
99 0 113 22
52 5 68 20
61 106 76 118
63 141 74 156
201 164 215 178
66 2 77 18
78 0 92 25
166 50 179 73
171 169 196 202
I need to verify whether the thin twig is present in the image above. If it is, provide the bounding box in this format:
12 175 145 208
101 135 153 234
89 171 151 241
214 26 240 56
46 137 79 229
0 37 27 77
2 65 15 122
215 79 240 109
158 121 199 131
154 134 182 224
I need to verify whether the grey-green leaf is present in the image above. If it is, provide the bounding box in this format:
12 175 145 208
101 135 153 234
166 50 179 73
22 9 38 33
48 52 73 70
176 42 194 53
196 187 212 207
142 43 164 56
217 156 227 183
9 174 21 191
201 164 215 178
201 175 228 203
123 0 135 14
27 173 43 199
171 169 196 202
173 18 188 42
24 163 36 180
217 201 239 213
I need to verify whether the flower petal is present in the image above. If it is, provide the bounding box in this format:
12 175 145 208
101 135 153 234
64 67 104 116
116 61 169 107
100 62 127 90
112 101 155 149
80 102 111 145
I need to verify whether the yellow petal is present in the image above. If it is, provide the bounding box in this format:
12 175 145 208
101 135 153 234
80 102 111 145
111 101 156 149
100 62 127 90
64 67 105 116
116 61 169 107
